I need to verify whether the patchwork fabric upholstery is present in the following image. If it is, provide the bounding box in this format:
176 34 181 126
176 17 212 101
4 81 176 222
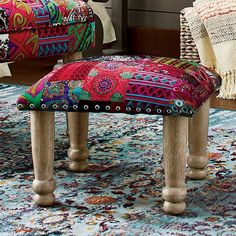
17 56 221 117
0 0 95 62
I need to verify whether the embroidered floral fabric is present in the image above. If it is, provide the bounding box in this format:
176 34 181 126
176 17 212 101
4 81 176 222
0 0 95 62
17 56 221 117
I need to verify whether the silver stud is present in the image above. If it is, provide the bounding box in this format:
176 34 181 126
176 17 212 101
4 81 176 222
167 109 172 114
95 105 100 110
29 104 34 109
53 104 58 109
84 105 89 110
63 104 68 109
126 107 131 112
116 106 121 111
157 109 162 113
18 104 23 109
105 105 111 111
73 105 78 110
146 108 151 113
136 107 141 112
41 104 46 109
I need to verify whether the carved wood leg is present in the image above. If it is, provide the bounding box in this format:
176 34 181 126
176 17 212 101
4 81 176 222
31 111 56 206
63 53 90 172
67 112 89 172
162 116 188 215
188 100 210 179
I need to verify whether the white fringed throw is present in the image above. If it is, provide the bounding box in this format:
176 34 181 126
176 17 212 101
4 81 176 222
183 0 236 99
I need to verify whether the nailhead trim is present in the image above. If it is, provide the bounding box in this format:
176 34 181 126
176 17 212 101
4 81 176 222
95 105 100 110
105 105 111 111
63 104 68 109
18 104 23 109
116 106 121 111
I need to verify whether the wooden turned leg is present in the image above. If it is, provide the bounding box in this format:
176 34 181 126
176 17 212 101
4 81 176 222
30 111 56 206
188 100 210 180
162 116 188 215
65 112 69 137
68 112 89 172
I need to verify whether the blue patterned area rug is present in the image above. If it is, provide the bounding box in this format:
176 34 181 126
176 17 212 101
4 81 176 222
0 83 236 236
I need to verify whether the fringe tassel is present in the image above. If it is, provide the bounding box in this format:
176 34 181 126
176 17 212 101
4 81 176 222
217 69 236 99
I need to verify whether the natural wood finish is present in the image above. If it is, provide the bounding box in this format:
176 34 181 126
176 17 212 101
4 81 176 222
31 111 56 206
127 27 180 58
67 112 90 172
162 116 188 215
211 93 236 111
63 52 82 63
188 100 210 180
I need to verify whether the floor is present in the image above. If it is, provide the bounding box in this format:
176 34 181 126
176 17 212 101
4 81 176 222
0 84 235 235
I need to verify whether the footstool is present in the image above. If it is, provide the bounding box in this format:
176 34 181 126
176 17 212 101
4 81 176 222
0 0 95 62
17 56 221 215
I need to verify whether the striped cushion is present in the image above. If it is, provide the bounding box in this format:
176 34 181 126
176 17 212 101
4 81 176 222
17 55 221 117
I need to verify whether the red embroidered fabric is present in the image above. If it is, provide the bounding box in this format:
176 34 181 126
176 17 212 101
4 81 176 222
0 0 95 62
0 0 94 33
17 56 221 117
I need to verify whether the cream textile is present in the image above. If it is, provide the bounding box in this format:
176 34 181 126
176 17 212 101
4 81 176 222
88 0 116 44
0 63 11 78
183 0 236 99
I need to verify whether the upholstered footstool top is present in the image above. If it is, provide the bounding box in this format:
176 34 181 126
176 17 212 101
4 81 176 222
0 0 95 62
17 56 221 116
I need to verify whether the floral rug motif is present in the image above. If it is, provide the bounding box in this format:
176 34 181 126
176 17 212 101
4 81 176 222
0 84 236 236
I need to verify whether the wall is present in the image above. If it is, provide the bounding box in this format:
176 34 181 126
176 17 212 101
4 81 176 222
104 0 193 30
